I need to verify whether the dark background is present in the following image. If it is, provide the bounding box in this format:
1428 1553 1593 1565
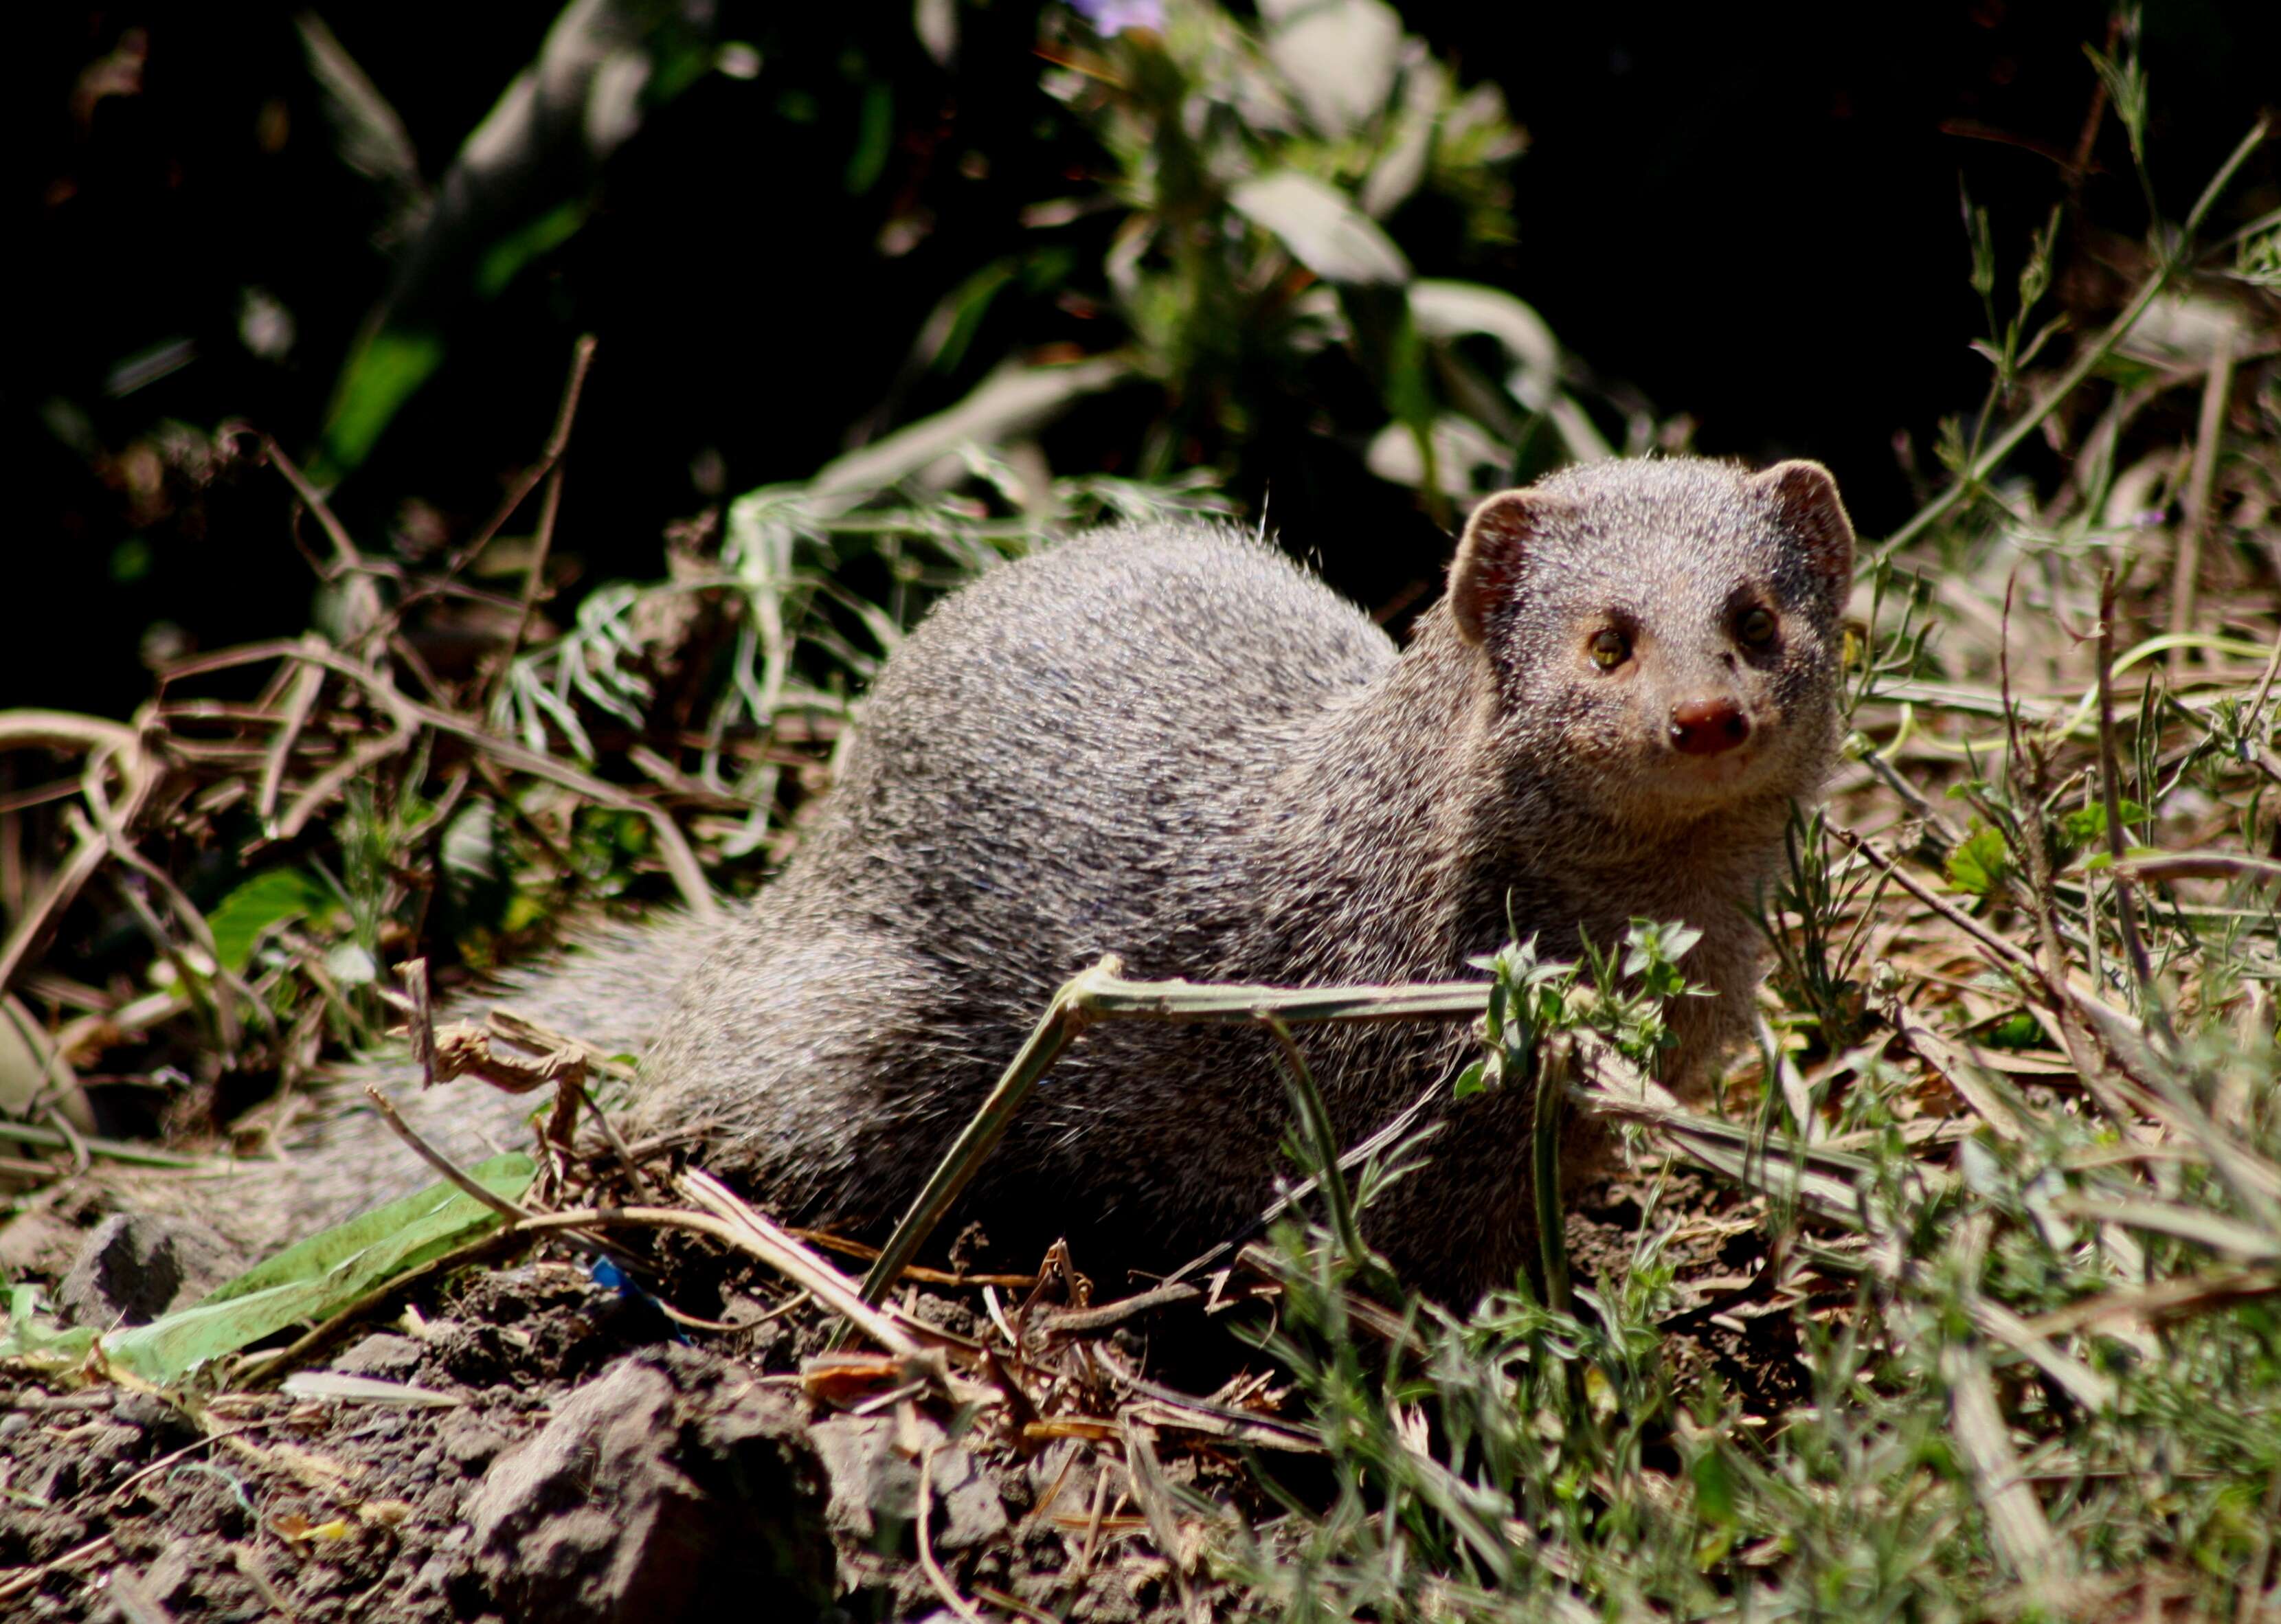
11 1 2278 717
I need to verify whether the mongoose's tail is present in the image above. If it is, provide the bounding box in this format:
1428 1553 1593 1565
109 912 721 1262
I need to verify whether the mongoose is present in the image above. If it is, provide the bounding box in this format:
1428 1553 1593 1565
220 456 1856 1305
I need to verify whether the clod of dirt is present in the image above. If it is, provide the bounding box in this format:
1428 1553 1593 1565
56 1213 235 1328
812 1412 1011 1550
326 1331 427 1381
467 1342 832 1622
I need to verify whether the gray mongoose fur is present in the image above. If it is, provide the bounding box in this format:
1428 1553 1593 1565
175 455 1856 1306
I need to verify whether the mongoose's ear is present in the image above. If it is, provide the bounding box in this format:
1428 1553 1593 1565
1749 460 1856 600
1450 489 1575 645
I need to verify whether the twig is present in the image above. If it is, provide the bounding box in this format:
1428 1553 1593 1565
362 1084 535 1224
262 438 384 642
490 336 589 695
679 1169 923 1357
0 722 159 997
0 1535 117 1607
0 1118 218 1169
917 1445 987 1624
852 963 1107 1311
275 714 416 842
1828 825 2039 975
855 956 1495 1312
256 657 327 823
162 637 717 921
1879 993 2027 1142
407 335 600 607
105 1419 283 1507
1038 1281 1202 1335
0 711 141 758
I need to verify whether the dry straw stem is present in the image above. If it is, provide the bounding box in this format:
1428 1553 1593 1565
159 638 719 921
2166 324 2235 674
916 1443 989 1624
1940 1221 2066 1588
0 710 160 996
854 955 1499 1309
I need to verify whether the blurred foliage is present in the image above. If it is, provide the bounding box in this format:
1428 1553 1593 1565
302 0 1614 516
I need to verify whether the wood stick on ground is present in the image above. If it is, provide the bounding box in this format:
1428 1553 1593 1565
679 1168 924 1358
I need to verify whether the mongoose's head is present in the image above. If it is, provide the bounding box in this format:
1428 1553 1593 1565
1447 457 1854 830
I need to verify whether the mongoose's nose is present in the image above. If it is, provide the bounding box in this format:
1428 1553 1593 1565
1670 698 1751 756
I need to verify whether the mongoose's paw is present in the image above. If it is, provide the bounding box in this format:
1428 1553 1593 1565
1449 458 1855 828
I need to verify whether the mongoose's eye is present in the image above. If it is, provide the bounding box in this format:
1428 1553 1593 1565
1588 629 1630 670
1736 607 1778 648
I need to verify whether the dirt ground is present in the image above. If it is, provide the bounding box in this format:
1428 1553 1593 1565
0 1162 1791 1622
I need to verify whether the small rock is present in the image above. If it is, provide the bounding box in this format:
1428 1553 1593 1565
328 1332 427 1381
811 1413 1007 1551
437 1410 509 1474
467 1344 830 1622
139 1544 199 1610
113 1392 188 1436
928 1444 1011 1551
812 1414 917 1540
0 1208 86 1285
57 1213 235 1328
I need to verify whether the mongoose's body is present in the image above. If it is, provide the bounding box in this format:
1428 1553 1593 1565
623 456 1855 1300
254 457 1855 1304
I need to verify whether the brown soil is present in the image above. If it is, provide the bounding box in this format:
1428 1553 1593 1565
1 1160 1801 1622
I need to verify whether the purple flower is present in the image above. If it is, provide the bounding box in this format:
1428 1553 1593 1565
1070 0 1164 36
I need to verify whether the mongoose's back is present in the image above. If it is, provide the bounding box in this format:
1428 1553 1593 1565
813 525 1396 973
635 528 1403 1247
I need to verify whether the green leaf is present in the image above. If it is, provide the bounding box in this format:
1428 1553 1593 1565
1691 1447 1738 1526
473 199 592 300
96 1153 535 1384
206 868 335 974
930 262 1019 376
318 324 447 477
1945 824 2011 898
1230 170 1411 287
1983 1012 2047 1051
0 1283 94 1372
844 80 894 194
1408 280 1559 383
2060 800 2148 848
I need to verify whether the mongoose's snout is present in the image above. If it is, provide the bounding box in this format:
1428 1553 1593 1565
1668 696 1752 756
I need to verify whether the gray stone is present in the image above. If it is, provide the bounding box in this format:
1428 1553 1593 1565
438 1410 509 1474
467 1344 829 1622
327 1331 427 1381
57 1213 235 1329
811 1413 1007 1552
